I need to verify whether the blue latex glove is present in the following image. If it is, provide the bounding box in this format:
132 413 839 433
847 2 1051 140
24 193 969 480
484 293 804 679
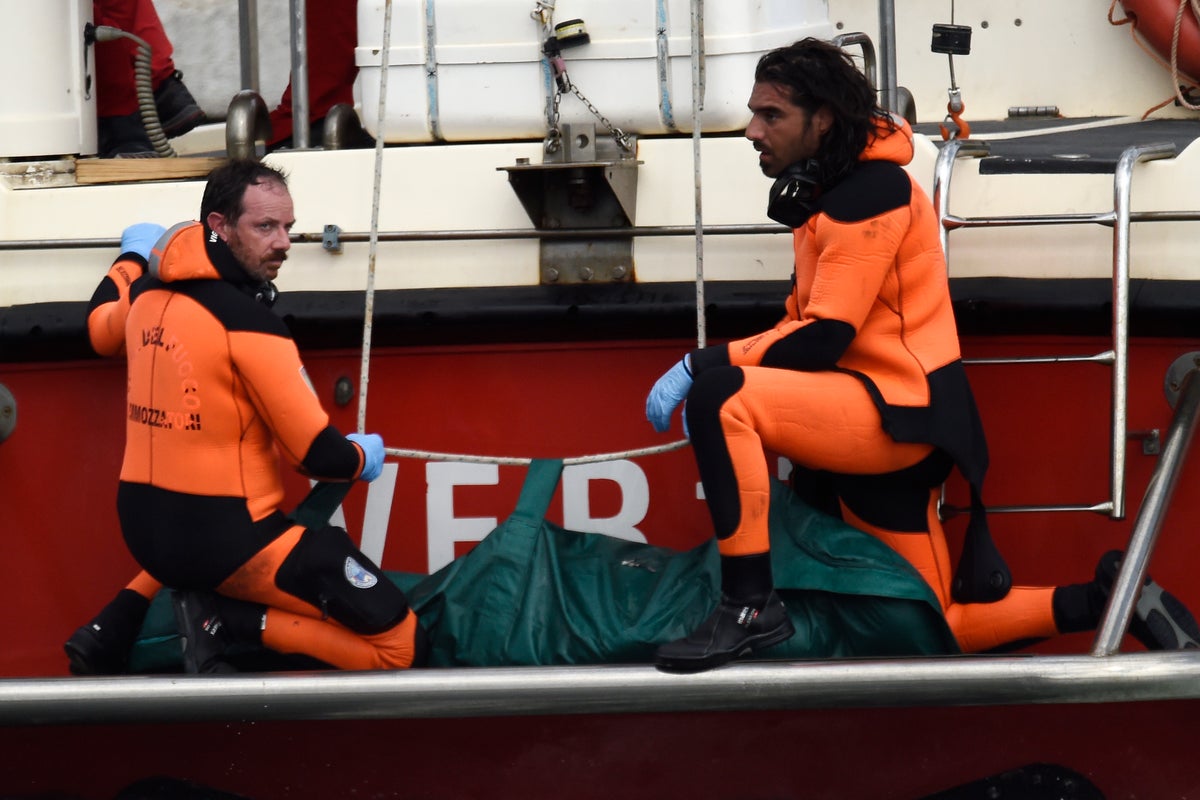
646 356 693 433
120 222 166 261
347 432 385 482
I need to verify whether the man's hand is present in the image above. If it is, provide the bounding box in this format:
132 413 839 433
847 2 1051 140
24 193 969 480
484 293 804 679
120 223 166 261
645 356 693 434
347 433 385 482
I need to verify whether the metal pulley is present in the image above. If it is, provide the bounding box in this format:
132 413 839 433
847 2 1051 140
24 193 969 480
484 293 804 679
932 21 973 140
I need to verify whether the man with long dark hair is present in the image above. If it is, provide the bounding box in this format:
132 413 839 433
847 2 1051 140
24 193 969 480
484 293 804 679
645 38 1199 672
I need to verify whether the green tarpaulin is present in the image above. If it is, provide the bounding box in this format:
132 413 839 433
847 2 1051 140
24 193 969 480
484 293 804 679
130 459 957 672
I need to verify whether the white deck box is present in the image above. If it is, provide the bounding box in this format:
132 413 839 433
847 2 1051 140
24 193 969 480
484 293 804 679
355 0 833 143
0 0 96 158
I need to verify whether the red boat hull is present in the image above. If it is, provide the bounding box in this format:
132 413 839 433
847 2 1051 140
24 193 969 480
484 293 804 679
2 332 1199 797
0 701 1196 798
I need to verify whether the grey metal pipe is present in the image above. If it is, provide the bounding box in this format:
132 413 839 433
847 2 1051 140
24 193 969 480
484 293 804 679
3 651 1200 726
876 0 897 113
238 0 260 94
289 0 310 148
1093 360 1200 655
0 224 790 252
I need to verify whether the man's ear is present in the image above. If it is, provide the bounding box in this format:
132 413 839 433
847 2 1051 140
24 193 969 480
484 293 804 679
206 211 227 241
813 105 834 138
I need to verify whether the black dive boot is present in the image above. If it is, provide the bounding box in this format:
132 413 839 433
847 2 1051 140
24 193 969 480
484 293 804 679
654 592 794 673
1096 550 1200 650
63 588 151 675
171 590 238 674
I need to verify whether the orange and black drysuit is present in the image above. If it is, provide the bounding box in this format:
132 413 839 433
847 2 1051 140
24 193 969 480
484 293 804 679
82 249 169 668
87 248 148 357
683 118 1096 652
117 221 421 669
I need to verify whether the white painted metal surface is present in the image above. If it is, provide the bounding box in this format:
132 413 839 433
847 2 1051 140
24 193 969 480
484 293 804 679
0 0 96 158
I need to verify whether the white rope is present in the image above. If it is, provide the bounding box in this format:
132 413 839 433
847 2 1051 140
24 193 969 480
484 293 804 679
385 440 690 466
1170 0 1200 110
357 0 394 434
691 0 706 349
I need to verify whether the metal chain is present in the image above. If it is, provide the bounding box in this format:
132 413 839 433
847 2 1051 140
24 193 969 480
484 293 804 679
546 90 563 153
547 80 633 153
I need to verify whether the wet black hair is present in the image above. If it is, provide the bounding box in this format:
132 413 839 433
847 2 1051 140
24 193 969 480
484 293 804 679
200 159 289 225
754 37 895 184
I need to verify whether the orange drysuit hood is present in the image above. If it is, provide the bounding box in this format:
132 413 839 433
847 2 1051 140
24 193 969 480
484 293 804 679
148 220 266 295
860 113 914 167
149 222 218 283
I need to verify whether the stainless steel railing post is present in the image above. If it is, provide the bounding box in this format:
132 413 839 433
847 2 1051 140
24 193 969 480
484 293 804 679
1092 355 1200 656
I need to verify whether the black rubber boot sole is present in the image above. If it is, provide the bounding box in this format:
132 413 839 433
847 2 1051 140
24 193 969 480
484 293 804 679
1132 580 1200 650
1098 550 1200 650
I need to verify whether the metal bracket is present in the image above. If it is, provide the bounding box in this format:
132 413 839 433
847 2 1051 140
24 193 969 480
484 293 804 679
499 124 639 285
322 224 343 253
1128 429 1161 456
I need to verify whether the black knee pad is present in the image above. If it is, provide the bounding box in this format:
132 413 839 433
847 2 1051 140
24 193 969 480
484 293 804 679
685 366 744 434
686 367 746 538
275 525 409 635
834 450 954 532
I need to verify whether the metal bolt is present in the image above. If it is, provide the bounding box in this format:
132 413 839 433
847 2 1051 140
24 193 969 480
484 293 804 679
333 377 354 408
579 267 594 281
544 268 560 283
611 265 628 280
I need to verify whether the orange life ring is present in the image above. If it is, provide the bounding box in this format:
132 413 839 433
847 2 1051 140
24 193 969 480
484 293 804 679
1121 0 1200 80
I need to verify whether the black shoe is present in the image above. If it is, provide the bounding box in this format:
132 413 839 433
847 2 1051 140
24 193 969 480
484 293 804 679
97 112 156 158
1096 550 1200 650
154 70 206 138
654 592 795 673
63 588 150 675
172 590 237 674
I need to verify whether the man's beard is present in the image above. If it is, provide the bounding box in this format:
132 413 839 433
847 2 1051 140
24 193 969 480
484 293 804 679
227 232 285 282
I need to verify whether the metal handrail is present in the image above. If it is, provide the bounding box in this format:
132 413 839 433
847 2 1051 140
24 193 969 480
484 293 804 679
3 651 1200 725
0 223 790 252
935 140 1178 520
831 32 878 90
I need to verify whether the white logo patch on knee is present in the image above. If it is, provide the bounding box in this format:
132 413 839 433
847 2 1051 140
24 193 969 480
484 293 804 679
343 556 379 589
